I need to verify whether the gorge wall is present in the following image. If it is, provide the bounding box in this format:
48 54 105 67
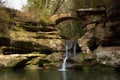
75 0 120 70
0 0 120 70
0 7 64 69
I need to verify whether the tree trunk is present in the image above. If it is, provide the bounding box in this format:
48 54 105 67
52 0 65 15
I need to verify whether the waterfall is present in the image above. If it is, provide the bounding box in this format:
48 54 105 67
73 41 76 56
59 40 77 71
59 45 68 71
61 57 68 71
65 45 68 57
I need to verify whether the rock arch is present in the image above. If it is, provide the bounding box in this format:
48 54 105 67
55 17 77 25
49 12 78 26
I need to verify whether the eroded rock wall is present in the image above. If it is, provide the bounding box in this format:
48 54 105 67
0 7 64 69
96 0 120 69
76 5 120 70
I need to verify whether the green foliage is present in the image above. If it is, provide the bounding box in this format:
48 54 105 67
72 0 106 9
57 20 82 39
0 0 4 7
26 0 55 22
92 0 105 7
23 0 107 39
0 7 10 21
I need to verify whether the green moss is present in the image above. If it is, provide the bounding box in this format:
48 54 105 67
79 53 85 62
78 54 114 71
77 53 114 71
5 61 19 68
81 59 97 71
43 62 58 69
78 52 96 62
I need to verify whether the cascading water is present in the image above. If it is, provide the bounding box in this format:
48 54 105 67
61 56 68 71
59 40 77 71
60 45 68 71
73 41 76 56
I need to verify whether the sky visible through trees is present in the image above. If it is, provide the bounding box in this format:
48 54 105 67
1 0 27 10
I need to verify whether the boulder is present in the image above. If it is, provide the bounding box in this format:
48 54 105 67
95 46 120 68
0 54 27 69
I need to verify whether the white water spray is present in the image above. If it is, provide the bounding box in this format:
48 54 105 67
73 41 76 56
59 45 68 71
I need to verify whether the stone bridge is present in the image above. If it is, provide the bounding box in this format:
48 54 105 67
49 12 78 26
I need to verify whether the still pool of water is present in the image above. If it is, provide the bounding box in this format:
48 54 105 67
0 70 120 80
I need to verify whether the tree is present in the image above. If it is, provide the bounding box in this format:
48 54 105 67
23 0 108 39
0 0 4 7
52 0 65 14
24 0 49 22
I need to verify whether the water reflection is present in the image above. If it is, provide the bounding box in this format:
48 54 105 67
62 71 67 80
0 70 120 80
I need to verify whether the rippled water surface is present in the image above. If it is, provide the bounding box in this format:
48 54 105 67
0 70 120 80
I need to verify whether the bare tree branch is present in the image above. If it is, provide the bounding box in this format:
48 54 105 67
52 0 65 15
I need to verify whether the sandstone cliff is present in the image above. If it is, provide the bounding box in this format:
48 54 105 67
0 7 64 69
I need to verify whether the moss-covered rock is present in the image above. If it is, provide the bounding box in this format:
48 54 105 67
0 54 27 69
46 52 62 62
95 46 120 69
